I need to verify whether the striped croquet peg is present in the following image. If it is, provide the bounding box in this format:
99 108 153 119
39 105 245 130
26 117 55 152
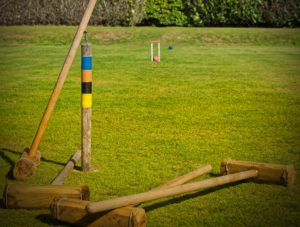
81 38 92 171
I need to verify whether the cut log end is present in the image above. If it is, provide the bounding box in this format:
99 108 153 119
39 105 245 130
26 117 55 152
13 150 41 180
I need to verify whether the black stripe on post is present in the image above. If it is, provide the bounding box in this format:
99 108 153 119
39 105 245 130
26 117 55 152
82 82 92 94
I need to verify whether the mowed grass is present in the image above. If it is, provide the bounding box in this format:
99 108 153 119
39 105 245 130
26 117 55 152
0 26 300 226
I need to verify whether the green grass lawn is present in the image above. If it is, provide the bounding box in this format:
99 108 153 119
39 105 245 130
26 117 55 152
0 26 300 226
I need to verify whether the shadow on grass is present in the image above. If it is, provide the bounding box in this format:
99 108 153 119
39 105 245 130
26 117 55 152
36 214 70 226
0 147 67 166
0 148 70 180
143 181 244 212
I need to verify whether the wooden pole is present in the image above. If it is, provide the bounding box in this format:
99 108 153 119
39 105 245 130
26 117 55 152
51 150 81 185
87 170 258 214
151 164 212 190
13 0 97 180
50 165 212 224
81 42 92 171
28 0 97 159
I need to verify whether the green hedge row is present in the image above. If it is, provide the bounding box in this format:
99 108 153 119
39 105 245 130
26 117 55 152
0 0 145 26
143 0 300 27
0 0 299 27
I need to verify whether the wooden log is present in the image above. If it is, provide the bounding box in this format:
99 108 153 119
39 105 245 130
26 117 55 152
3 183 89 209
51 150 81 185
87 170 258 214
50 165 211 225
51 198 146 227
12 0 97 180
220 159 296 187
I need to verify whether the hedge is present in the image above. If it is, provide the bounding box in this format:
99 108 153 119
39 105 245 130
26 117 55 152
144 0 300 27
0 0 299 27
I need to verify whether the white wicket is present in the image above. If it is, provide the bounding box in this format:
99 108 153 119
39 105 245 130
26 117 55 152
150 40 160 62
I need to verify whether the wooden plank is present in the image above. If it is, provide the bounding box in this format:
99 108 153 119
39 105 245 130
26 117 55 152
51 150 81 185
50 165 211 225
220 159 296 187
3 184 89 209
86 170 258 214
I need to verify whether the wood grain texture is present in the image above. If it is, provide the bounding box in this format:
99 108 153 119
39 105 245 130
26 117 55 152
220 159 296 187
3 184 89 209
27 0 97 158
50 165 211 225
51 150 81 185
87 170 258 214
13 150 41 180
51 198 146 227
82 108 92 171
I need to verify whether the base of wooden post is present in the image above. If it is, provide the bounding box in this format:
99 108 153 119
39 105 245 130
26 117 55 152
13 149 41 180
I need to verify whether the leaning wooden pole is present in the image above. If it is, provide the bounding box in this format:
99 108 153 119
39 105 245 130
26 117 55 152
87 170 258 214
81 40 92 171
13 0 97 180
51 150 81 185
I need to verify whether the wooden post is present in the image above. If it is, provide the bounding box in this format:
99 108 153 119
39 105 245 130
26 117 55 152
51 150 81 185
12 0 97 180
81 42 92 171
3 183 89 209
86 170 258 214
220 159 296 187
50 165 212 225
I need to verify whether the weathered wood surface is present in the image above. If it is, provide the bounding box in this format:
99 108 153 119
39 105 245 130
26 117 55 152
51 150 81 185
3 184 89 209
220 159 296 187
27 0 97 158
152 164 212 190
51 198 146 227
12 0 97 180
82 108 92 171
87 170 258 214
13 149 41 180
50 165 211 225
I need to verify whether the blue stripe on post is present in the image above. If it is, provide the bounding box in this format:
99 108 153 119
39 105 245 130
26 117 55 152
82 56 92 70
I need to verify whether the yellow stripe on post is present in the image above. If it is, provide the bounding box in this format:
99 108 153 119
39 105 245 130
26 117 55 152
82 94 92 108
82 70 92 82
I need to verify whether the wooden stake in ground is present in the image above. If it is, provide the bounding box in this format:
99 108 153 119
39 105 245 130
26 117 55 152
86 170 258 214
51 150 81 185
50 165 212 225
13 0 97 180
81 42 92 171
